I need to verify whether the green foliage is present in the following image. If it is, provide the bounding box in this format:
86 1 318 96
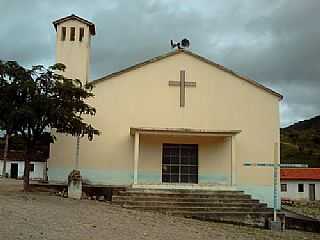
0 61 99 142
0 61 28 135
0 134 50 159
281 116 320 167
0 60 100 189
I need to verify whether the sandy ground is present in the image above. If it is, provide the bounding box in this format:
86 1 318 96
0 179 319 240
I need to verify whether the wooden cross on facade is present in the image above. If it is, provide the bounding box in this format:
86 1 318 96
168 70 196 107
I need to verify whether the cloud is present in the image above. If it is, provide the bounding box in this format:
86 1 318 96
0 0 319 126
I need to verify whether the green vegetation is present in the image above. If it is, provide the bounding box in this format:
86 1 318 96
281 115 320 167
283 201 320 220
0 61 100 190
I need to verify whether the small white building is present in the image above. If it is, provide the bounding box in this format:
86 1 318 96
281 168 320 201
0 151 47 180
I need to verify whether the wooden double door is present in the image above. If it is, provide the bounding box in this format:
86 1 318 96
162 144 198 184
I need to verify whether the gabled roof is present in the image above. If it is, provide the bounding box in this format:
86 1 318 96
92 49 283 100
53 14 96 35
281 168 320 181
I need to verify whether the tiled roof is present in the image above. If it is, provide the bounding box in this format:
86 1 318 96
281 168 320 181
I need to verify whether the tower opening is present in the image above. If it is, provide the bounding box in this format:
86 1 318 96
61 27 66 41
70 27 75 41
79 27 84 42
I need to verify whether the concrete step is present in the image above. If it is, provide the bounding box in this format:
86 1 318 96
118 192 252 199
123 190 245 195
176 212 284 225
128 189 244 194
172 211 282 228
111 188 282 228
113 200 267 208
172 211 276 217
112 195 259 203
122 205 271 213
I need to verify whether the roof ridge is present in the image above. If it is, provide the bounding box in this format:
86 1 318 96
91 49 283 100
92 50 182 84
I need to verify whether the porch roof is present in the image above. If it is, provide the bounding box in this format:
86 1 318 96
130 127 241 137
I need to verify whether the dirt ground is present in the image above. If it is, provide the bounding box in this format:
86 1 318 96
0 179 319 240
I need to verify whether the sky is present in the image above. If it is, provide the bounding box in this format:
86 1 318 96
0 0 319 127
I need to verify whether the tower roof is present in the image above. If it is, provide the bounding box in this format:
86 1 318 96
53 14 96 35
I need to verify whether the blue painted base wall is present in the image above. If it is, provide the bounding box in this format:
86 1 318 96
138 171 160 184
237 185 281 209
49 168 230 186
199 174 229 185
137 172 229 185
48 168 133 185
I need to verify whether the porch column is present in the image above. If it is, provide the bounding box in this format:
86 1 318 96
133 132 140 185
231 135 236 186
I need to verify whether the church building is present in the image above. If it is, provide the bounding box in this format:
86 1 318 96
48 15 283 208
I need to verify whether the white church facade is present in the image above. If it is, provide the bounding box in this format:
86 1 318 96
48 15 283 208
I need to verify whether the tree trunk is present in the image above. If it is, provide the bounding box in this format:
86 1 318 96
1 134 9 177
23 145 32 191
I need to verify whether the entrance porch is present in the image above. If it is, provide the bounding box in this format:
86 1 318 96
130 127 240 190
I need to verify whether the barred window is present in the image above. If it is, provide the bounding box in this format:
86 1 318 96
162 144 198 184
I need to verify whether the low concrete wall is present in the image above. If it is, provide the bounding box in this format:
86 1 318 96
30 182 127 201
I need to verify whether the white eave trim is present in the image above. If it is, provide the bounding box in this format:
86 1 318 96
130 127 241 137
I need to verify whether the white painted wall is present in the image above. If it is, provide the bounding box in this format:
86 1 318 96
0 160 46 180
281 180 320 201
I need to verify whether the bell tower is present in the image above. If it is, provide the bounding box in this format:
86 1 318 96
53 14 96 84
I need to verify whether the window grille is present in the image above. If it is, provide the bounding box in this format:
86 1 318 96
162 144 198 184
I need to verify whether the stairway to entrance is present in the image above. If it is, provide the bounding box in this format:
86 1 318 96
112 188 285 228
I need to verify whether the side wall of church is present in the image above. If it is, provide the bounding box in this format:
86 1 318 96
48 52 280 207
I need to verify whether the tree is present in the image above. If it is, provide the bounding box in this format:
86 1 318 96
1 134 9 177
0 61 25 177
0 61 99 190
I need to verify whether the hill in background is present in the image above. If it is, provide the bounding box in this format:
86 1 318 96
281 115 320 167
